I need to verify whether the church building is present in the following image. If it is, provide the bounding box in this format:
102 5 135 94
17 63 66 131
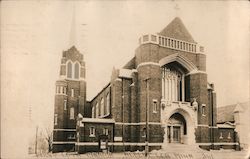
52 17 240 153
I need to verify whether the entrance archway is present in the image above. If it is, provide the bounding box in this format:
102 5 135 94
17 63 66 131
166 113 186 143
162 108 196 148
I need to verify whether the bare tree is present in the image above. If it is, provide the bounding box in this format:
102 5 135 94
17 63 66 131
44 126 53 152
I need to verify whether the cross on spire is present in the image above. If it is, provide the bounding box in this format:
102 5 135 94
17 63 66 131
174 3 180 16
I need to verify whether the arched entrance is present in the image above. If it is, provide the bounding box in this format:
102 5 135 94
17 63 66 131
162 108 197 148
166 113 186 143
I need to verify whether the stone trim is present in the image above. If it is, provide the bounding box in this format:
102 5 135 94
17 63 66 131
197 124 209 127
81 118 115 124
53 129 76 131
138 34 205 54
198 142 239 146
65 77 86 81
52 142 76 144
115 122 161 125
186 70 207 76
217 124 235 129
136 62 160 69
159 53 197 72
75 142 163 146
115 78 122 81
197 125 219 128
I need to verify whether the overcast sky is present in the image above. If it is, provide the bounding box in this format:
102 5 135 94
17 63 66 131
1 1 249 158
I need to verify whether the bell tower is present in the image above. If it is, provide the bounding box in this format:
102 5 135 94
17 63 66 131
53 46 86 152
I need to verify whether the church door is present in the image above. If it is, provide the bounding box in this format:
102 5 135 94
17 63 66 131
172 126 181 143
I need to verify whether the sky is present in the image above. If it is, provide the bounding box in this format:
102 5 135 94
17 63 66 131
1 1 249 158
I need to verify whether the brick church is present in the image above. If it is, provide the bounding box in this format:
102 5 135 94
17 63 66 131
52 17 240 153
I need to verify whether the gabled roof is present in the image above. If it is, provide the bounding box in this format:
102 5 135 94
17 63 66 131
217 101 249 123
159 17 196 43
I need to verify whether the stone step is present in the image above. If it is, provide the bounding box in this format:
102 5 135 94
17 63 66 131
151 144 212 159
161 144 204 152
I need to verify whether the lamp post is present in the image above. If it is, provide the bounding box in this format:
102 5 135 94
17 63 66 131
144 78 150 157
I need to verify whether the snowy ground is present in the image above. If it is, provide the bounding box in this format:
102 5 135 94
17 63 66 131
28 150 250 159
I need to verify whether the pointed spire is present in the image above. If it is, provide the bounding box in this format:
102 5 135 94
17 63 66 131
69 4 77 47
159 17 196 43
233 103 244 113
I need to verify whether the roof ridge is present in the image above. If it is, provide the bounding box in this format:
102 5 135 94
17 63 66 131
159 17 196 43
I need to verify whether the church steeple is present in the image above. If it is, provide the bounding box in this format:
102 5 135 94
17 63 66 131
69 4 77 47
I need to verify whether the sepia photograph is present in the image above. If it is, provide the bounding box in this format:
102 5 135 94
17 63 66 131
1 1 249 159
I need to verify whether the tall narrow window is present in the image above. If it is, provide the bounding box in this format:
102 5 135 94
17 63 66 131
179 78 182 101
67 62 72 78
64 87 67 94
100 98 104 116
95 102 99 117
56 86 59 94
74 63 80 79
219 132 223 139
90 127 95 137
142 128 146 137
106 93 110 115
162 67 184 102
227 132 231 139
54 114 58 125
62 87 65 94
71 89 74 97
64 100 67 110
92 106 95 118
202 104 206 116
70 107 74 119
103 128 108 135
153 100 157 113
60 86 63 94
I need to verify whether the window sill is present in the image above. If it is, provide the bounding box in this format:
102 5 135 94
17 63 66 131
89 135 95 137
98 114 110 118
153 111 157 114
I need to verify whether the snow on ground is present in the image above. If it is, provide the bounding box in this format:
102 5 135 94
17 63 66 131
27 150 249 159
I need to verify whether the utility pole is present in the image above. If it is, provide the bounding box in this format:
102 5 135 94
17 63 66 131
144 78 150 157
122 79 125 153
35 126 38 155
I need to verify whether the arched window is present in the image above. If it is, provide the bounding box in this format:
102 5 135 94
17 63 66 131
67 61 72 78
95 102 99 118
100 98 104 116
106 93 110 115
74 63 80 79
162 67 185 102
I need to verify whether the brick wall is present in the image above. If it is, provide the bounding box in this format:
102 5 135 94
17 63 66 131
135 43 206 72
90 84 111 118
